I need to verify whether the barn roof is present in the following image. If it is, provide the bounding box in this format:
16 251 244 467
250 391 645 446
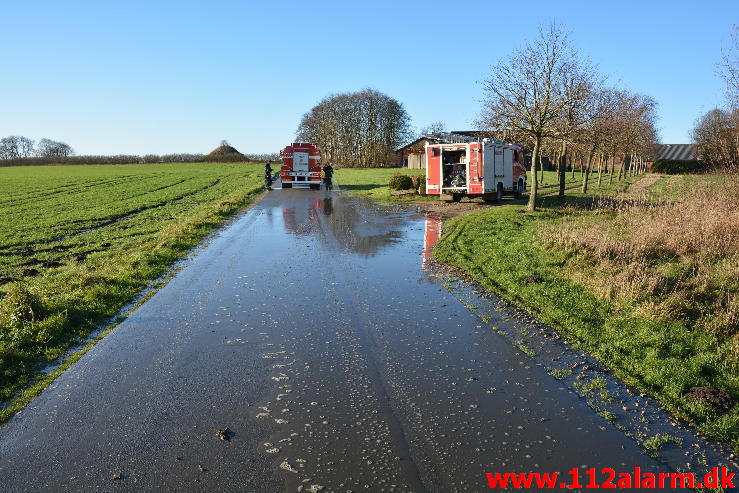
653 144 696 161
395 130 493 152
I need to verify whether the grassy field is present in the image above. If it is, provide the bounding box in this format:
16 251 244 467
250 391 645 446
433 173 739 449
335 167 583 201
0 163 264 417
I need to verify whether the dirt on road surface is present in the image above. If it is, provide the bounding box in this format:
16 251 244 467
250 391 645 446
0 186 693 492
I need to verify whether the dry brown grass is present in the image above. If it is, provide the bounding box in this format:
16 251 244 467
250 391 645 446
539 176 739 339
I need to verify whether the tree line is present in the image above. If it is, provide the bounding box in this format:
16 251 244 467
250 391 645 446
478 23 658 211
0 137 74 161
0 136 279 166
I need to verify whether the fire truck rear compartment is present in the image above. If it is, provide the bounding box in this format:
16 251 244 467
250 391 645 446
442 148 467 191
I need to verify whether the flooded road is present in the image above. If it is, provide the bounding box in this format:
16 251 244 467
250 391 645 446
0 189 678 492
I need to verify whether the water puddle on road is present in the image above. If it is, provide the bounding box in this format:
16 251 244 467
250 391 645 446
241 190 724 492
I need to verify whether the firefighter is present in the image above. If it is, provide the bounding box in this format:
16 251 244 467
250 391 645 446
264 160 273 190
322 162 334 191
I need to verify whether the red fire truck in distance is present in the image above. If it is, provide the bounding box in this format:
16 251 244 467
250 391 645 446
279 142 322 189
425 139 526 202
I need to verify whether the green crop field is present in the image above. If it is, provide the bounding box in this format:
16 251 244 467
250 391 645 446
0 163 264 417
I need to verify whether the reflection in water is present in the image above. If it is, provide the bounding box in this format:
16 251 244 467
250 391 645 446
280 194 408 257
422 214 442 268
322 197 333 216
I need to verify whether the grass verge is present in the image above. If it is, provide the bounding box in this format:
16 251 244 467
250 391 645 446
433 173 738 450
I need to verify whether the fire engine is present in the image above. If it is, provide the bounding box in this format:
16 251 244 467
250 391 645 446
425 139 526 202
279 142 322 189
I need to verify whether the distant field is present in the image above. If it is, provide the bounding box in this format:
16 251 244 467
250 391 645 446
0 163 264 413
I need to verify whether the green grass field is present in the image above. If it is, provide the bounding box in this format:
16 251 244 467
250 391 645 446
0 163 264 417
433 173 739 449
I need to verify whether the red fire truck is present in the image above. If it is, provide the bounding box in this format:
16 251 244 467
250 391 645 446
279 142 322 189
425 139 526 202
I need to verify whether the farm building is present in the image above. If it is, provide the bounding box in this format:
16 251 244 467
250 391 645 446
647 144 696 166
396 131 494 168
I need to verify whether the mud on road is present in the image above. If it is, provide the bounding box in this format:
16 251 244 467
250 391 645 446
0 187 717 492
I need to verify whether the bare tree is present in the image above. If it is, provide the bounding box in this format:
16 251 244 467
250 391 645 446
297 88 412 168
18 137 35 158
37 138 74 159
419 121 446 136
479 22 586 211
0 136 21 160
692 108 739 168
718 26 739 105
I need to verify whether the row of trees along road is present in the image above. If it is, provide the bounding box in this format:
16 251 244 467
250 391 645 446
478 23 658 211
691 26 738 169
0 136 73 160
296 88 412 168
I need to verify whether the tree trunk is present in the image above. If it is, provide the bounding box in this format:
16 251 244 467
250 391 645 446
528 137 541 211
597 153 603 187
608 155 615 184
558 140 567 198
582 146 596 194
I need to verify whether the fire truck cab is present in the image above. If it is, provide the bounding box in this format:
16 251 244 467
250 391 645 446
280 142 322 189
425 139 526 202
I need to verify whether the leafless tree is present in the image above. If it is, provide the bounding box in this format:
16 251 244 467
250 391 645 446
691 107 739 168
37 138 74 159
0 136 21 160
419 121 446 136
479 22 588 210
297 88 412 167
718 26 739 106
17 136 35 158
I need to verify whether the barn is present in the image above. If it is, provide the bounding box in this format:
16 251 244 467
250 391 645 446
396 131 493 168
647 144 697 166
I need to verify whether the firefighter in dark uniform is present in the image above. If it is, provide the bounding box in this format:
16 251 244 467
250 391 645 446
322 162 334 191
264 160 273 190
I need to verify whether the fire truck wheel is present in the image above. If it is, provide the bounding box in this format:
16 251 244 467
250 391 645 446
282 183 292 189
310 184 320 190
452 193 462 202
496 183 504 202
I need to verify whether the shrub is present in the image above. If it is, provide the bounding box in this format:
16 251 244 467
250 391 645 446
652 159 708 174
388 174 414 191
0 284 44 327
411 175 424 194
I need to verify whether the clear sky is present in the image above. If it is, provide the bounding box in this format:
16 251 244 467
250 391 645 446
1 0 736 155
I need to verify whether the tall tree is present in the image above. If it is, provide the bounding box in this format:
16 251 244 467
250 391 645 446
479 22 588 211
296 88 411 168
37 138 74 159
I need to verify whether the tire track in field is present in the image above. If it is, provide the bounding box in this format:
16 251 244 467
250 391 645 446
60 178 223 240
0 179 222 254
0 175 143 207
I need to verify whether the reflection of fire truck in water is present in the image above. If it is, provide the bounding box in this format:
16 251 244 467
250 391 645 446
281 198 324 235
280 142 322 189
422 215 442 268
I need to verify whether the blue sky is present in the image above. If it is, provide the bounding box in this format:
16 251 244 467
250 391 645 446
1 0 736 155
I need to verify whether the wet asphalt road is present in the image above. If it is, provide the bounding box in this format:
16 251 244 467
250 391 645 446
0 188 678 492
